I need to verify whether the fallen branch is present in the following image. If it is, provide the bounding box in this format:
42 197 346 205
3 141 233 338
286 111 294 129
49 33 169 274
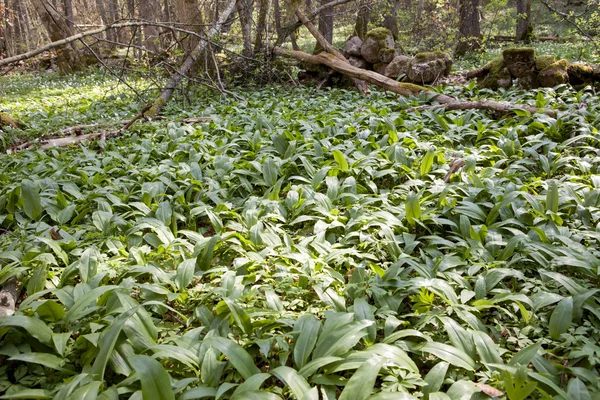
272 48 556 117
143 0 237 118
9 115 212 152
293 5 369 94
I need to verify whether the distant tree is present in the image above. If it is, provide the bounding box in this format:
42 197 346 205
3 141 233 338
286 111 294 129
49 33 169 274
30 0 82 72
516 0 532 42
455 0 481 56
383 0 400 39
314 0 334 54
354 0 372 39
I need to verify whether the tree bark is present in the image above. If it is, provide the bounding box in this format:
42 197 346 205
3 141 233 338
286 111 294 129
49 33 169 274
95 0 112 41
383 0 400 39
254 0 270 54
516 0 532 42
237 0 254 56
139 0 161 52
272 47 555 117
29 0 82 73
63 0 74 30
173 0 204 55
455 0 481 56
144 0 238 118
313 0 334 54
353 0 371 39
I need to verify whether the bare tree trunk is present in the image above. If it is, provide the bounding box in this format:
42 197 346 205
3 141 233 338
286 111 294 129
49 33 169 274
107 0 121 42
29 0 82 73
139 0 161 52
63 0 74 30
383 0 400 39
314 0 334 54
254 0 271 54
144 0 237 117
455 0 481 56
353 0 371 39
516 0 532 42
96 0 111 40
236 0 254 56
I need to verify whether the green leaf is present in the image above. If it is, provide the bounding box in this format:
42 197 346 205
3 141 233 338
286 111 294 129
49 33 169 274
420 147 435 176
21 179 42 220
509 343 542 366
417 342 476 371
129 355 175 400
546 180 559 213
566 378 591 400
63 285 119 323
0 389 52 399
179 387 218 400
35 299 65 322
472 331 503 367
405 193 422 227
9 353 70 372
423 362 449 399
332 150 349 172
204 336 261 379
0 315 53 345
339 356 385 400
271 366 311 399
312 319 372 359
293 314 321 369
225 298 253 335
549 297 573 340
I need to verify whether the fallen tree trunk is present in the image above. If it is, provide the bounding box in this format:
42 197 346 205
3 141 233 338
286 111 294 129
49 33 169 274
293 5 369 94
143 0 237 118
272 47 556 117
0 113 24 129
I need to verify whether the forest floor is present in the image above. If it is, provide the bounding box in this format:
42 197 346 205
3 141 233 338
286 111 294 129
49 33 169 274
0 43 599 398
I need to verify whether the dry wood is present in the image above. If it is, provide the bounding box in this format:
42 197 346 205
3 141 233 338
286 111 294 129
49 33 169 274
293 5 369 94
272 48 555 117
0 277 20 317
143 0 237 117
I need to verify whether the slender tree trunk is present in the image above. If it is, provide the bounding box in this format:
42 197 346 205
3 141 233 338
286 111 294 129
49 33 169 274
353 0 371 39
29 0 82 73
455 0 481 56
1 0 8 56
516 0 532 42
139 0 161 52
172 0 204 74
237 0 254 56
95 0 111 40
383 0 400 39
63 0 74 30
313 0 334 54
254 0 270 54
107 0 121 42
145 0 237 117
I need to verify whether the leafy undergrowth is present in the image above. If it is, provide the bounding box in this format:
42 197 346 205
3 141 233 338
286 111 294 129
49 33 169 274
1 79 600 400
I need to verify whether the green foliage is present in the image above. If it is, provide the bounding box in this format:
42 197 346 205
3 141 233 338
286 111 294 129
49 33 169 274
1 71 600 398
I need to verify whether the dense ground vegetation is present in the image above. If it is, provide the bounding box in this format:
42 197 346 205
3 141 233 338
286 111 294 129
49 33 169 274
1 41 600 398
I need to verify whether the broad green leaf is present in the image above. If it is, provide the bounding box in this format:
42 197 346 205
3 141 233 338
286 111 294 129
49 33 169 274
271 366 311 399
549 297 573 340
21 179 42 220
332 150 349 172
0 315 53 345
35 299 65 322
204 336 261 379
472 331 503 367
417 342 476 371
129 355 175 400
293 314 321 369
225 298 253 335
312 319 372 359
566 378 591 400
422 362 449 399
64 285 119 323
420 147 436 176
338 356 385 400
0 389 52 399
509 343 542 366
9 353 69 372
546 180 559 213
405 193 422 227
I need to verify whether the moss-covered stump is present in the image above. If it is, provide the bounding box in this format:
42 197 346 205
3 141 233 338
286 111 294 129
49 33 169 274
535 55 556 71
502 47 536 78
407 51 452 84
0 112 23 129
478 56 512 90
539 59 569 88
360 28 396 64
567 62 595 87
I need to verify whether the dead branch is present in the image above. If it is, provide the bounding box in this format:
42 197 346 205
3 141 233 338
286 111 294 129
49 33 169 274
293 5 369 94
143 0 237 118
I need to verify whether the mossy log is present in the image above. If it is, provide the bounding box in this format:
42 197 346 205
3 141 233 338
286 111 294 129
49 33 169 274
0 112 24 129
272 47 554 117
